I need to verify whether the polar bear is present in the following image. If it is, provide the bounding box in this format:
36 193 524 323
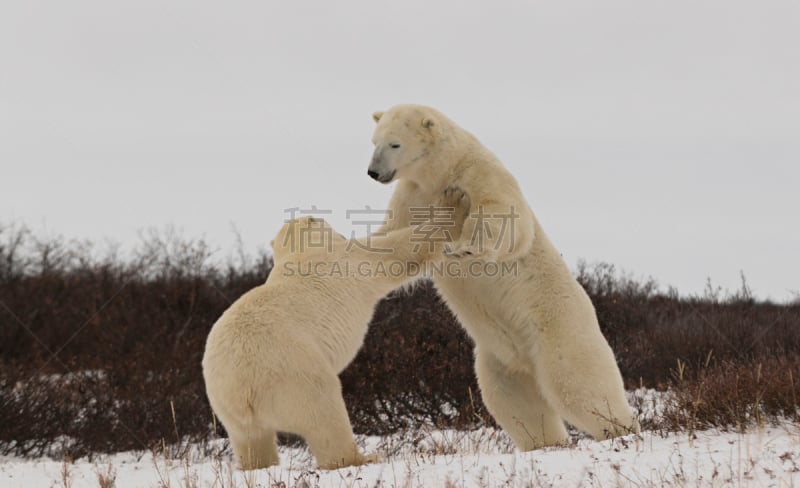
202 187 469 470
368 104 639 450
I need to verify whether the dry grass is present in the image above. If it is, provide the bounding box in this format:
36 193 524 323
94 463 116 488
59 455 73 488
37 423 800 488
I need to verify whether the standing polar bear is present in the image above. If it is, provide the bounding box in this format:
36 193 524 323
368 104 639 450
202 188 469 470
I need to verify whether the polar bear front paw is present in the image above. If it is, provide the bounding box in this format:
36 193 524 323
438 185 471 241
439 185 468 206
444 242 484 259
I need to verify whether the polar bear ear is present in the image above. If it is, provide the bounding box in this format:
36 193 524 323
422 117 435 129
372 111 384 123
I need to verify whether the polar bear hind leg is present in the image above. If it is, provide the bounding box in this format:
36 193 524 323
475 348 569 450
533 342 640 441
228 424 279 470
274 370 378 469
209 399 279 470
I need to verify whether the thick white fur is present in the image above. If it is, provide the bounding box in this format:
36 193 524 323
202 188 469 470
369 104 639 450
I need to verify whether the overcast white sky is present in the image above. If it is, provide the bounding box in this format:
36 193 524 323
1 0 798 301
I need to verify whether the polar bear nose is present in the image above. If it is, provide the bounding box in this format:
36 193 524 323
367 170 380 180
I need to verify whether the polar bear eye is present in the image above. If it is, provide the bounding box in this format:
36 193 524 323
389 143 401 149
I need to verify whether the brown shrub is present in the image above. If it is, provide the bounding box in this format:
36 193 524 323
662 356 800 431
1 224 798 458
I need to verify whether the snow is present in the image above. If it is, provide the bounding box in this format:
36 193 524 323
2 425 798 487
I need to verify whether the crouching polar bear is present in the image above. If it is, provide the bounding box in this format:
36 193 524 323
202 188 469 470
368 104 639 450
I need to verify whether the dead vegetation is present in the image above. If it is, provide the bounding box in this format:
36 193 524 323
0 222 798 459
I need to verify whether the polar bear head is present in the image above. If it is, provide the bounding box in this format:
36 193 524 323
368 104 444 185
271 216 343 261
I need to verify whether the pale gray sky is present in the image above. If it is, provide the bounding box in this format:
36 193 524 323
1 0 798 300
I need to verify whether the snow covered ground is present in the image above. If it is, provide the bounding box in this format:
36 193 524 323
1 424 798 488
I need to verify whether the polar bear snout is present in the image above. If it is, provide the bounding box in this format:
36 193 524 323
368 145 401 183
367 151 397 183
367 168 396 183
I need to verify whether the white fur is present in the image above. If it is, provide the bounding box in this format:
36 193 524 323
370 104 640 450
202 189 469 469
